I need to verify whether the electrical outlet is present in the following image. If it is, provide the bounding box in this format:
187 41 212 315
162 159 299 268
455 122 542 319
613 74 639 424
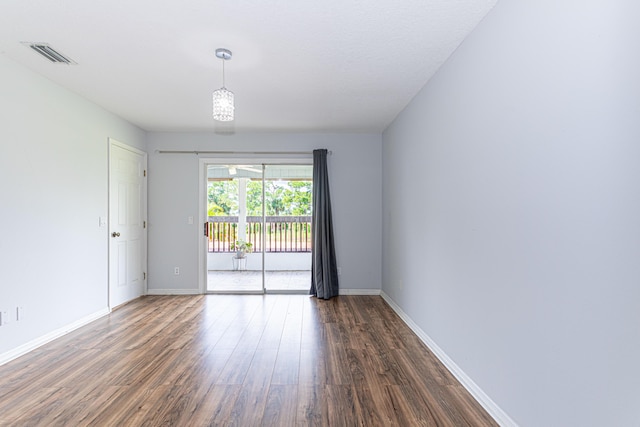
337 267 342 276
0 310 9 326
174 267 180 275
188 216 194 225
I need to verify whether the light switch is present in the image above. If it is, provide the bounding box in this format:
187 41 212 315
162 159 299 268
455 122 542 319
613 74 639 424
188 216 194 225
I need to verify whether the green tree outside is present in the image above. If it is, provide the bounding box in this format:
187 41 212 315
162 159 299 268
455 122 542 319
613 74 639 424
208 180 312 216
207 180 238 215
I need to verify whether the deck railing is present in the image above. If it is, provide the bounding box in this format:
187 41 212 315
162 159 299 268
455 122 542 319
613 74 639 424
207 216 312 253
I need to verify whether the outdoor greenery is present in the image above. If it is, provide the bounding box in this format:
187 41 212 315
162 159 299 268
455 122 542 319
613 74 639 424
230 239 253 254
207 180 238 216
208 180 312 216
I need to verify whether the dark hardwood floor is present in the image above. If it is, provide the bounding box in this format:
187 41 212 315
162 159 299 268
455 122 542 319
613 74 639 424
0 295 498 426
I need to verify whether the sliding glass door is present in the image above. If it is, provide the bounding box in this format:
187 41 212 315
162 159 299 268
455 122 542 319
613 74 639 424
263 164 313 292
206 164 264 292
205 162 312 293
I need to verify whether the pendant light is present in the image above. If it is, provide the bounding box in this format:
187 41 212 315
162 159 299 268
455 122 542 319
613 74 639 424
213 48 234 122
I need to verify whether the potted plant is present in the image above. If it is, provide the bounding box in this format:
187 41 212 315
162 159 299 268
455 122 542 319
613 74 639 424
231 239 253 258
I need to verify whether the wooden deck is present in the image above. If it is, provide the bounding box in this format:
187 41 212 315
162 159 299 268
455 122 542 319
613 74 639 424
0 295 498 426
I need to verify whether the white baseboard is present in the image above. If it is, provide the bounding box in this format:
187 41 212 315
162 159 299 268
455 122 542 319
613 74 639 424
339 288 381 296
0 308 110 367
380 291 517 427
146 288 201 295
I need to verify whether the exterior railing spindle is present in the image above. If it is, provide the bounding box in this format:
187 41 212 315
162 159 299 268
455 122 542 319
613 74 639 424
207 216 311 253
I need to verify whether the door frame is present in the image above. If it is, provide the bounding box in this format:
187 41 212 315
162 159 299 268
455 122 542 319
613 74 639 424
198 156 312 294
108 138 148 309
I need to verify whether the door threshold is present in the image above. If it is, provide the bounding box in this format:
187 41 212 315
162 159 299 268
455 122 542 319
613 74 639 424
205 290 309 295
206 290 265 295
265 289 309 295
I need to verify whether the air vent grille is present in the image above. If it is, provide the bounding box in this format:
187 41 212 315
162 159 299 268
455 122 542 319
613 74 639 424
27 43 76 64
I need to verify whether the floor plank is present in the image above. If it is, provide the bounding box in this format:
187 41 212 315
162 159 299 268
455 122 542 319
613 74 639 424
262 384 298 426
0 294 498 426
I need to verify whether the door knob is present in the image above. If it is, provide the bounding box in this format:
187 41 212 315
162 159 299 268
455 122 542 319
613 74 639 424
111 232 121 237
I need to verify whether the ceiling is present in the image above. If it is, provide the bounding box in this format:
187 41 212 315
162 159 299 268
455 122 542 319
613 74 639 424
0 0 496 133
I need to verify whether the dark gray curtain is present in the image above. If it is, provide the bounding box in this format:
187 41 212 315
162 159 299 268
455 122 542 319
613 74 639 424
310 149 339 299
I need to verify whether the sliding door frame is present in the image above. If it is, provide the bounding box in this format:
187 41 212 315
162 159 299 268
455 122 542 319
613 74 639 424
198 155 312 294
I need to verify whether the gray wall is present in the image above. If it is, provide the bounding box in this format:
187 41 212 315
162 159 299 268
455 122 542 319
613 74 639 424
0 55 146 355
382 1 640 426
146 132 382 294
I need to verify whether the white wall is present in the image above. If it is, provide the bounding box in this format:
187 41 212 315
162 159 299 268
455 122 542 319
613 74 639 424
0 55 146 357
382 1 640 426
146 132 382 293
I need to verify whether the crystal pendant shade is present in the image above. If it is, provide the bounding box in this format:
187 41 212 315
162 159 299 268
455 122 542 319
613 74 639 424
212 87 234 121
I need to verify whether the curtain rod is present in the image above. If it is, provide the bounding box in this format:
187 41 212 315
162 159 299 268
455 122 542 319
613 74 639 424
156 150 331 155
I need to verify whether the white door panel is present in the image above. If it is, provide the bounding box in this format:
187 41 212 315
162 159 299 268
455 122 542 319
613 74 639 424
109 140 146 307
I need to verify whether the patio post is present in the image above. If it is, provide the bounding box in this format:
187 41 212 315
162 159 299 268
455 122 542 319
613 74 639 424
238 177 248 242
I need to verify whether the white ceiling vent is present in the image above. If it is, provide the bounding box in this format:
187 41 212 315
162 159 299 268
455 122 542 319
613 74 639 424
25 43 76 64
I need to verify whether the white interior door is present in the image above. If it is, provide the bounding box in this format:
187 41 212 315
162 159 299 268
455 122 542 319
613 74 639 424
109 139 147 308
